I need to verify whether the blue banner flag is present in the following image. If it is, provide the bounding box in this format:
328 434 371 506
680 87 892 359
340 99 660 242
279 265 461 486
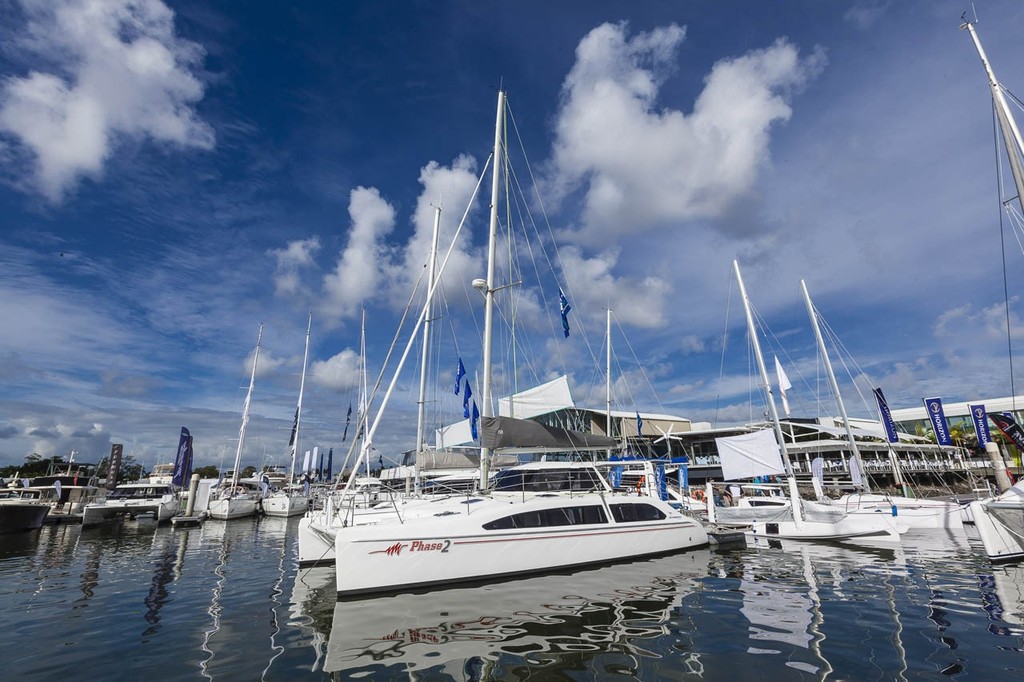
969 404 992 448
559 288 571 338
342 403 352 442
463 380 473 418
872 387 899 443
455 357 466 395
172 427 191 487
989 412 1024 453
287 407 299 448
655 463 668 501
317 448 325 481
326 447 333 481
471 401 480 440
923 397 952 446
636 412 643 435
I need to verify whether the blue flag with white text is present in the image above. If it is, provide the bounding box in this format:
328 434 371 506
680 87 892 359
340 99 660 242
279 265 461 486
471 401 480 441
455 357 466 395
172 427 191 487
872 387 899 443
636 412 643 435
969 404 992 448
463 380 473 418
923 397 953 446
559 288 571 338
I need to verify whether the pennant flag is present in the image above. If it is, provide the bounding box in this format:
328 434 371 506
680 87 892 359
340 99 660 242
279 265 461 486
872 387 899 443
463 380 473 418
455 357 466 395
326 447 333 481
559 288 572 338
990 412 1024 453
970 404 993 448
471 400 480 441
774 356 792 417
636 411 643 435
172 427 191 487
288 407 299 448
342 403 352 442
923 397 953 446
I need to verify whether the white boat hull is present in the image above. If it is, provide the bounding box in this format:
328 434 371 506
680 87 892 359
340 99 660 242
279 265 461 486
334 495 708 597
262 493 309 517
748 513 904 541
82 497 179 526
207 496 258 520
837 494 965 531
970 499 1024 562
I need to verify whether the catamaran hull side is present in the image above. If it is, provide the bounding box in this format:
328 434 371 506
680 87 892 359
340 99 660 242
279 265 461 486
970 500 1024 562
747 515 904 541
82 499 180 527
334 519 708 597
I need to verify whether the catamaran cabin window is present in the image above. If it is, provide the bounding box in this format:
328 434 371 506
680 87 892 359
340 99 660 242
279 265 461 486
482 504 608 530
609 503 667 522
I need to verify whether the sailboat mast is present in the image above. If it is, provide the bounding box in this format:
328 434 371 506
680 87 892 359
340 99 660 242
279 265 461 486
733 260 803 521
606 308 613 460
479 89 506 488
234 324 263 489
962 19 1024 214
415 207 441 492
290 312 311 485
800 280 870 492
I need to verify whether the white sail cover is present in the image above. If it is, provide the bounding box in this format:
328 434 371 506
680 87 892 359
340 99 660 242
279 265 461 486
435 419 474 447
498 375 574 419
715 429 786 481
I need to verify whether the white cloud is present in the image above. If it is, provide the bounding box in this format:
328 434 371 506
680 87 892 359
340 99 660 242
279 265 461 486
311 349 361 390
270 236 321 298
548 22 825 242
0 0 213 202
560 245 669 328
322 186 396 323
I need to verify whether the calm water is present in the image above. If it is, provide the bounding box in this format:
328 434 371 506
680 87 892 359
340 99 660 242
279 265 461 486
1 516 1022 680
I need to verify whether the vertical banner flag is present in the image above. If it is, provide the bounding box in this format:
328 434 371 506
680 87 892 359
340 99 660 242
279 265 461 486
342 403 352 442
969 404 992 448
288 407 299 451
655 463 668 501
326 448 333 481
463 380 473 418
172 427 191 487
317 448 324 481
312 446 320 478
872 388 899 443
455 357 466 394
636 412 643 435
774 356 792 417
471 401 480 441
302 450 311 477
559 288 571 338
989 412 1024 453
106 443 123 490
923 397 953 446
848 455 863 487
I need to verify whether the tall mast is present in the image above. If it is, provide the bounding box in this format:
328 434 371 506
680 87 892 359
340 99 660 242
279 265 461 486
733 260 802 521
233 323 262 489
415 206 442 493
479 89 506 488
359 308 370 480
800 280 870 492
606 308 613 460
290 312 311 485
962 19 1024 213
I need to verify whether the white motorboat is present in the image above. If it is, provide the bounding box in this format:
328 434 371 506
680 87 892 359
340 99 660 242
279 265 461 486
0 488 51 532
82 482 181 526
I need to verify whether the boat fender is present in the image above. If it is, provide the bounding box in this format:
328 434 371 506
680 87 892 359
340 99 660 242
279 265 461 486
891 504 898 517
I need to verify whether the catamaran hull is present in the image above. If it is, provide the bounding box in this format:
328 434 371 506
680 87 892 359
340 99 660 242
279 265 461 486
837 495 964 531
262 494 310 517
82 499 179 527
970 500 1024 562
747 514 903 541
334 514 708 597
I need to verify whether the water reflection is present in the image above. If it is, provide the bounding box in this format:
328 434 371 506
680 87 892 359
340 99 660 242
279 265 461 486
322 549 712 678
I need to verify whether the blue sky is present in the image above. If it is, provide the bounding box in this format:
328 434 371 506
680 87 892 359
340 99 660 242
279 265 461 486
3 0 1024 472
